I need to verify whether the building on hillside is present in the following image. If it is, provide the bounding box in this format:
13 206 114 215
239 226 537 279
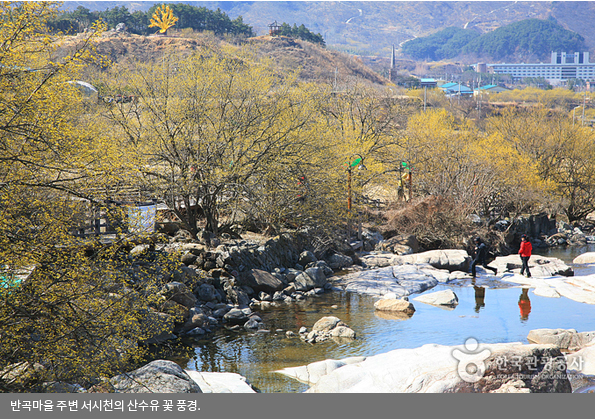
474 84 509 95
268 21 281 36
439 82 473 96
420 78 437 88
487 52 595 82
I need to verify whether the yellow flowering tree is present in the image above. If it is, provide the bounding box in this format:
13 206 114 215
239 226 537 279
0 2 171 391
148 4 178 35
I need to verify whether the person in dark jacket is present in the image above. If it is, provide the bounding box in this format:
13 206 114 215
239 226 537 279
519 234 532 278
471 237 497 278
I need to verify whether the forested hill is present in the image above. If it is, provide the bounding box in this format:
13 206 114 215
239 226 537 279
402 19 587 62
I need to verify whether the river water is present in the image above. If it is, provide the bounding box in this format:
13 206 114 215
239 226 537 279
178 245 595 393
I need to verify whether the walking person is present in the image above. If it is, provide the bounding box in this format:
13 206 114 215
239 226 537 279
519 234 532 278
471 237 497 278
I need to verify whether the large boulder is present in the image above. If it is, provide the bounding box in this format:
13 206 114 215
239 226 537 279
573 252 595 264
339 265 443 298
413 289 459 307
302 343 571 393
361 249 470 272
374 298 415 315
490 255 573 277
294 267 328 292
110 360 202 393
241 269 285 294
185 371 256 393
566 345 595 375
527 329 595 351
325 253 353 270
275 357 366 385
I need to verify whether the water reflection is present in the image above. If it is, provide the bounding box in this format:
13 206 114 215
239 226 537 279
519 288 531 322
474 286 486 312
472 278 486 313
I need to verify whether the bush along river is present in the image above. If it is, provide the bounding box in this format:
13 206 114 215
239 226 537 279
162 244 595 393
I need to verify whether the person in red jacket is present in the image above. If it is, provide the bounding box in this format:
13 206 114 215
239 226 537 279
519 234 532 278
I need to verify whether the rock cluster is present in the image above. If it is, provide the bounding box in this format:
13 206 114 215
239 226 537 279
298 316 356 344
122 231 352 344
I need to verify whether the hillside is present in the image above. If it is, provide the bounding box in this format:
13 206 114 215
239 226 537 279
402 19 586 62
62 1 595 61
64 31 389 86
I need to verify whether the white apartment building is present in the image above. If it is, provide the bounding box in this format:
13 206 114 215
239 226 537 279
487 52 595 82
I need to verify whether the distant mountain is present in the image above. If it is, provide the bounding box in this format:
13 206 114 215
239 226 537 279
61 1 595 63
402 19 586 62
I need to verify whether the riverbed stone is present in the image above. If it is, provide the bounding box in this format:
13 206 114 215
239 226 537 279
185 371 255 393
566 345 595 375
374 298 415 314
573 252 595 264
302 316 356 344
275 357 366 385
361 249 470 272
111 360 202 393
490 254 573 277
413 289 459 307
160 281 197 308
326 253 353 270
242 269 285 294
223 308 250 325
301 343 570 393
527 329 595 351
339 265 440 298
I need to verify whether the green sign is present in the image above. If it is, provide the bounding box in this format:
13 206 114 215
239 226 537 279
349 157 362 168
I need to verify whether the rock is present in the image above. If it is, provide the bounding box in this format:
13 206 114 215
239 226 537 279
566 344 595 375
376 234 419 254
361 249 470 272
305 267 327 286
161 282 197 308
243 269 285 294
527 329 595 351
185 371 255 393
302 343 570 393
275 357 366 384
413 289 459 306
180 307 209 333
374 298 415 314
312 316 344 332
326 253 353 270
111 360 202 393
180 252 197 266
298 251 317 266
293 269 327 292
573 252 595 264
223 284 251 308
330 326 356 338
197 283 218 302
302 316 356 343
339 265 439 298
490 254 573 277
223 308 250 325
244 318 261 330
186 327 206 336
